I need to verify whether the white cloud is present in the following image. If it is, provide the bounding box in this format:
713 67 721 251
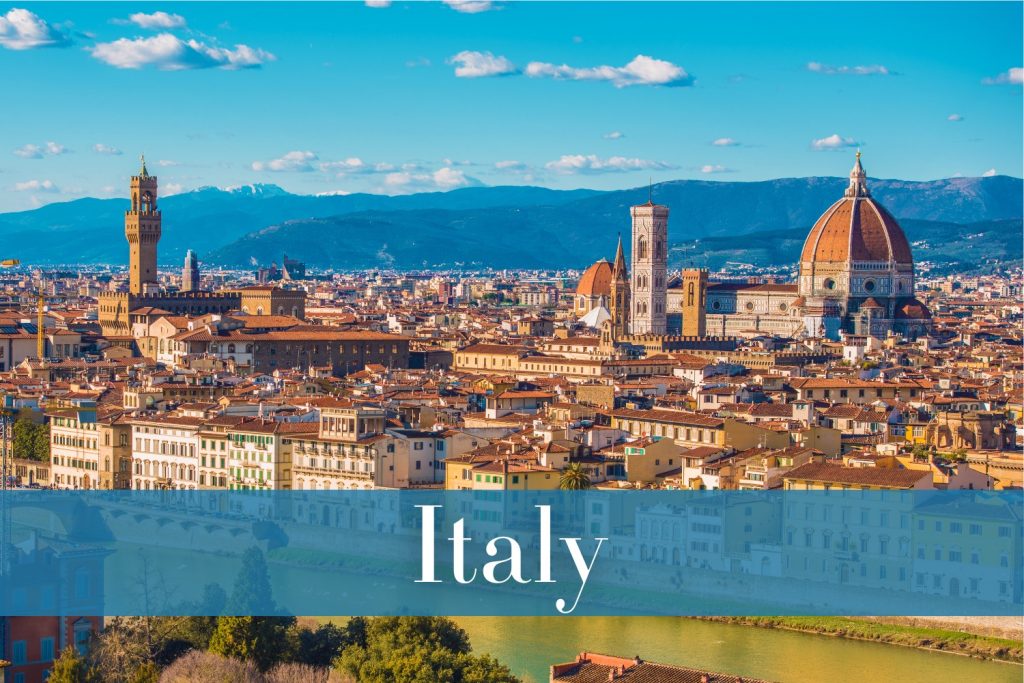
89 33 275 70
947 114 963 122
982 67 1023 85
0 8 69 50
432 167 470 188
158 159 179 167
14 179 58 192
981 168 997 177
14 141 68 158
494 160 526 170
364 0 392 7
252 150 318 172
443 0 495 13
700 164 732 174
811 134 860 151
603 131 624 140
127 11 186 29
163 182 185 195
449 50 517 78
93 143 122 155
711 137 739 146
320 158 401 176
807 61 891 76
525 54 692 88
384 167 479 193
545 154 676 175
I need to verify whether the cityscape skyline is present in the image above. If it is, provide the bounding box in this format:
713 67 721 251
1 2 1022 211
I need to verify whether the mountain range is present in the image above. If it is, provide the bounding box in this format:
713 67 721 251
2 175 1019 272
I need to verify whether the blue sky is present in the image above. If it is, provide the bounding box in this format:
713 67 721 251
1 1 1021 211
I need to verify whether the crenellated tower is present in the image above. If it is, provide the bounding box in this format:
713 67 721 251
126 154 161 295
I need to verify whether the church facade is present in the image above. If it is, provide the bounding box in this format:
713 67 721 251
580 154 932 344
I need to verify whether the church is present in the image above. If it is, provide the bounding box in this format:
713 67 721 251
575 153 932 342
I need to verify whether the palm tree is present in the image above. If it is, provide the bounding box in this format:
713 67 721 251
559 462 591 490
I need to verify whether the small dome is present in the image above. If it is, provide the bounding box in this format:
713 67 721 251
895 297 931 320
800 154 913 265
576 259 613 297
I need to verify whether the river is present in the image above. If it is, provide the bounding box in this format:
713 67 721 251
100 543 1020 682
454 616 1021 683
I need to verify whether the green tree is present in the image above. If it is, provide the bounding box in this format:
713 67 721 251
49 646 100 683
559 462 591 490
226 547 277 615
32 422 50 461
295 623 350 668
127 660 160 683
208 616 295 672
910 444 931 461
335 617 518 683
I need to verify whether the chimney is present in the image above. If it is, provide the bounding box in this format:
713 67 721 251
608 670 616 682
633 656 642 666
701 675 710 683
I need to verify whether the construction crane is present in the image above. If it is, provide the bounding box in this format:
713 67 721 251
0 258 45 360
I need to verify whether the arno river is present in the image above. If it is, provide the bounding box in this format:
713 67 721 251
455 617 1021 683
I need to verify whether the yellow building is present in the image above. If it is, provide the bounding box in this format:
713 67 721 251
782 462 933 490
607 407 789 451
453 343 529 374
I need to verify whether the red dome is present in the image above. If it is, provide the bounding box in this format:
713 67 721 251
576 260 613 297
800 153 913 265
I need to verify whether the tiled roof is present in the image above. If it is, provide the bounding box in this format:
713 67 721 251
551 653 773 683
783 462 930 488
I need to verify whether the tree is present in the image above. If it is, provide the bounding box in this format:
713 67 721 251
265 662 352 683
208 616 295 672
49 646 100 683
12 418 48 461
159 650 260 683
335 617 519 683
32 421 50 460
225 547 277 615
910 444 931 461
295 623 350 668
559 462 591 490
128 661 160 683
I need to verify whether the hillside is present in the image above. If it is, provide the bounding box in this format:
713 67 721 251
2 175 1019 270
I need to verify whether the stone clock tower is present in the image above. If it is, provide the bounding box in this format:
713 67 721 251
126 155 161 294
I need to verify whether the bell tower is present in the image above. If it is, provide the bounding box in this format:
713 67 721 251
609 234 630 340
126 154 161 295
629 198 668 335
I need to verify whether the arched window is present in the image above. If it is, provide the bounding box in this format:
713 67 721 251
637 238 648 259
687 282 695 306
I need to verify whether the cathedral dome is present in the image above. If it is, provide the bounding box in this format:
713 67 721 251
576 259 613 297
800 153 913 266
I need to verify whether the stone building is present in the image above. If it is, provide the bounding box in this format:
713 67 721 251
685 154 932 339
98 159 290 337
925 410 1016 451
182 249 200 292
629 200 668 335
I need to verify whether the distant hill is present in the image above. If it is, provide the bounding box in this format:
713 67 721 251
1 175 1019 270
667 219 1023 273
